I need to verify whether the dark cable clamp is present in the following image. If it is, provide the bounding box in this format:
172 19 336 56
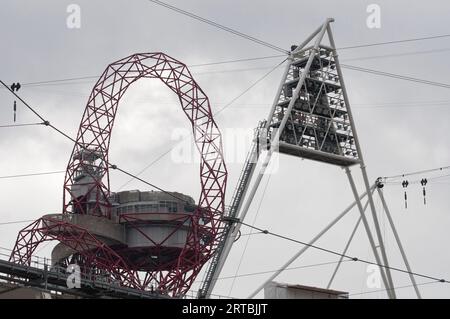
375 177 384 189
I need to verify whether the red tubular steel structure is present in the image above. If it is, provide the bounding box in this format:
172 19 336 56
10 52 227 297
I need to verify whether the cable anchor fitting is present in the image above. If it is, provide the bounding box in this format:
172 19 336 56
420 178 428 205
402 180 409 209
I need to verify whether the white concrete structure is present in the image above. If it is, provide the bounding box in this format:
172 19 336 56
264 281 348 299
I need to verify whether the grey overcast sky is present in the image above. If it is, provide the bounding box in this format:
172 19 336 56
1 0 450 298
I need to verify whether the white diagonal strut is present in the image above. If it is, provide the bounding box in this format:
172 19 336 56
326 200 366 289
247 183 375 299
377 187 422 299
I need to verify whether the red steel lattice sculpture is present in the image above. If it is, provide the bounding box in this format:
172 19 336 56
10 52 227 297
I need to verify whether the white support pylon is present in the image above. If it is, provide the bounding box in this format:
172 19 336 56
202 18 418 299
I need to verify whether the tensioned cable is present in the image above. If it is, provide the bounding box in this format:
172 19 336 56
214 59 286 116
382 165 450 181
148 0 450 56
339 34 450 50
147 0 289 54
343 47 450 62
0 171 65 179
219 260 352 281
341 64 450 89
0 122 45 128
349 280 440 297
0 219 35 226
238 220 450 285
384 173 450 186
189 55 285 68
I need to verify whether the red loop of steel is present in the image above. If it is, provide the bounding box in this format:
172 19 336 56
10 53 227 296
64 52 227 220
